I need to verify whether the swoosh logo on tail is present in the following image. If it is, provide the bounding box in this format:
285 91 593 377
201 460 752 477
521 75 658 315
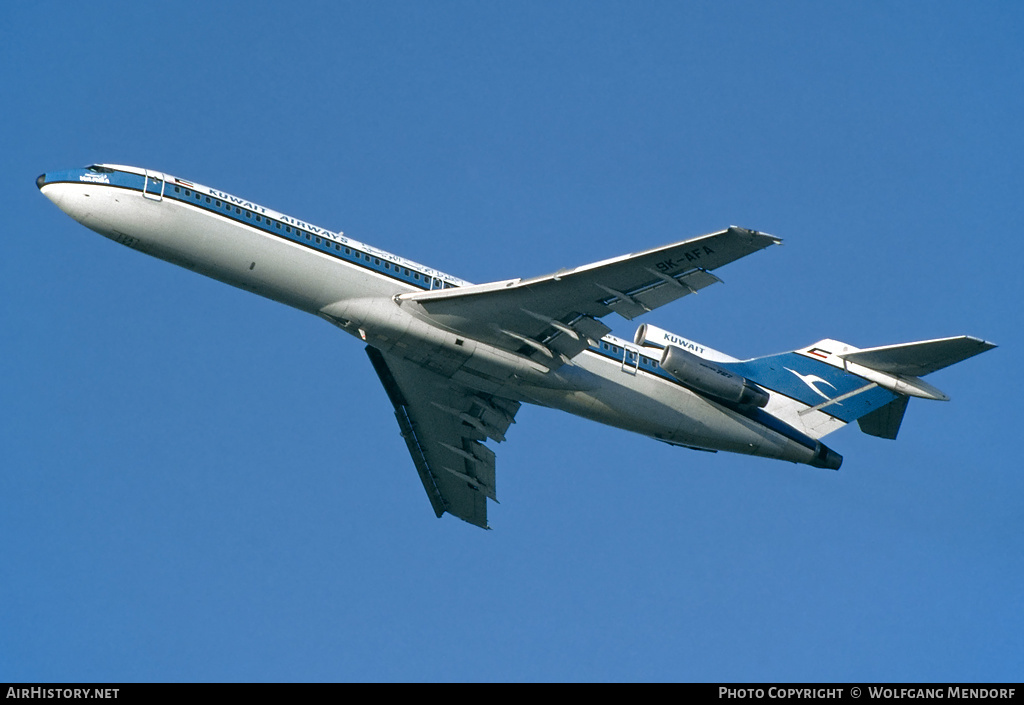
784 367 838 402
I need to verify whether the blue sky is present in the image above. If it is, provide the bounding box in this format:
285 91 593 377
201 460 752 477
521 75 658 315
3 2 1022 682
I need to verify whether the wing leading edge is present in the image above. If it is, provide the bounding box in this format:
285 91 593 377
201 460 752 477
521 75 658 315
366 346 520 529
398 227 779 369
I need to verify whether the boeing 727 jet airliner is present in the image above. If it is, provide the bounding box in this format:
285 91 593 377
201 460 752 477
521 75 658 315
37 165 996 528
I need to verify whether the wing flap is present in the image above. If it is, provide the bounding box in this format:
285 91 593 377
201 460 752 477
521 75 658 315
613 267 722 319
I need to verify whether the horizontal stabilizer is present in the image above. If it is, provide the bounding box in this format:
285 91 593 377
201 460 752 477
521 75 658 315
839 336 996 377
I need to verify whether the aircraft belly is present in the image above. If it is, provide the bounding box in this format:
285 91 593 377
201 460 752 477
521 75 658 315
324 296 581 395
527 351 823 465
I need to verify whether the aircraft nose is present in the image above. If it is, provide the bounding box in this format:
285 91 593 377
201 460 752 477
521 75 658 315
36 172 67 211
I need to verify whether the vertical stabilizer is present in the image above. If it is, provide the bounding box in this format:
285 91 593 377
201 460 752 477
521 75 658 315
856 395 910 439
721 335 994 441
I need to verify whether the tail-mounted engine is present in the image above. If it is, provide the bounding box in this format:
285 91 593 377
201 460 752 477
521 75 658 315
659 344 770 408
634 323 769 407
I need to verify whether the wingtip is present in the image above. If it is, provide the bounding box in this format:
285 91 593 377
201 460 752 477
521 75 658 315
728 226 783 247
957 335 998 358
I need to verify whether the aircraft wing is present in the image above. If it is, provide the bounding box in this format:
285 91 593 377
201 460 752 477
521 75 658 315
365 346 520 529
399 227 779 367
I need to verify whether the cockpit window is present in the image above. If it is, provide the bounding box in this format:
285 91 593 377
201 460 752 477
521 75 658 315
86 165 115 173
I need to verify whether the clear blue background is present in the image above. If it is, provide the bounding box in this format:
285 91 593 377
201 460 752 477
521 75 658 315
3 1 1021 682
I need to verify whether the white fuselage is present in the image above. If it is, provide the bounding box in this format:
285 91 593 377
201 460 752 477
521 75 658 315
39 165 833 468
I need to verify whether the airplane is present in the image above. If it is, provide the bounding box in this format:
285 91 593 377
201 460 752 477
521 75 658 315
37 164 996 529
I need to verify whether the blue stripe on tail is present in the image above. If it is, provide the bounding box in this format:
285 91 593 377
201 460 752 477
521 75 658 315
722 353 898 423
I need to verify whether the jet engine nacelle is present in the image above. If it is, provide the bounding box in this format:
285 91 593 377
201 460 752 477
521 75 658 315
660 344 770 408
634 322 691 350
